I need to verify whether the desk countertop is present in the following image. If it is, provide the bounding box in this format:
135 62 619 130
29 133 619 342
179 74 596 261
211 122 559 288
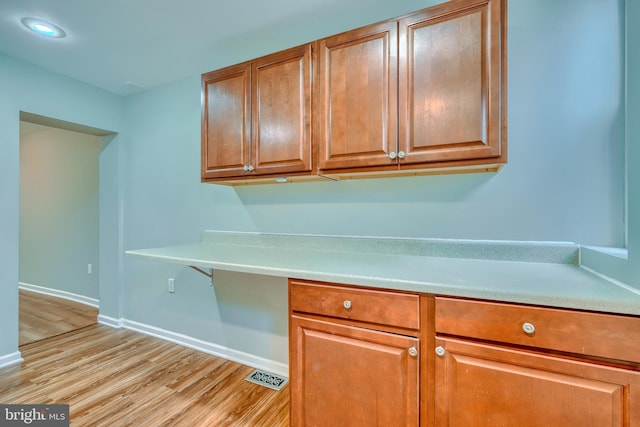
126 231 640 316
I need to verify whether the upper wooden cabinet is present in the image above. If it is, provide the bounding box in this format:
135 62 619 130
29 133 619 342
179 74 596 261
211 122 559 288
398 0 506 166
202 62 251 179
201 44 313 181
317 20 399 171
201 0 507 184
318 0 506 176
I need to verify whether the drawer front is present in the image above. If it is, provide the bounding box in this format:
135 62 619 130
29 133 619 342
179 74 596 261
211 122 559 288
290 280 420 330
435 297 640 364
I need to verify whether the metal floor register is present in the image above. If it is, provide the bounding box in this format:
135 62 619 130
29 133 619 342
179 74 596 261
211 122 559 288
244 369 288 391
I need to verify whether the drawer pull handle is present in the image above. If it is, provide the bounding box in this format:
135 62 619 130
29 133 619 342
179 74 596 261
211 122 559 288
522 322 536 335
408 346 418 357
343 300 352 310
435 346 445 357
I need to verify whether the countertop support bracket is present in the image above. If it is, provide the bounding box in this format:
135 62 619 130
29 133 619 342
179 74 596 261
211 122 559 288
190 266 214 285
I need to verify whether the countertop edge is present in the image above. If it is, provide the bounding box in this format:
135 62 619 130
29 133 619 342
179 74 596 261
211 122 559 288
124 239 640 316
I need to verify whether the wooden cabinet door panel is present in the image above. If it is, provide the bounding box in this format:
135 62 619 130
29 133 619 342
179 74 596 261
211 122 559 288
201 63 251 179
399 0 505 164
252 44 313 175
290 315 419 427
435 337 640 426
318 21 398 171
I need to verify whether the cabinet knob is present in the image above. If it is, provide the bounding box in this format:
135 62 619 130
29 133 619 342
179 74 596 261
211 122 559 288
343 300 352 310
435 346 445 357
522 322 536 335
243 165 255 172
389 151 397 160
408 346 418 357
397 151 405 159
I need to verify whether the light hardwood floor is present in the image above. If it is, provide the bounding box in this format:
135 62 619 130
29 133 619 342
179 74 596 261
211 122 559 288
8 294 290 426
19 289 99 346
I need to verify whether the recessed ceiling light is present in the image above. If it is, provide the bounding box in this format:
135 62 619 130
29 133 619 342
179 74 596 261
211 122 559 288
21 17 66 38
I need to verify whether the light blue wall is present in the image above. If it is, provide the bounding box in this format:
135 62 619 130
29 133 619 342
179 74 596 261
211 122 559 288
20 123 100 299
121 77 286 365
120 0 629 369
582 0 640 286
0 0 635 370
202 0 626 245
628 0 640 276
0 53 123 358
123 0 626 244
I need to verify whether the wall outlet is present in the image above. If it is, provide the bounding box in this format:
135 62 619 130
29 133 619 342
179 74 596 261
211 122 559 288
88 264 92 275
168 278 175 293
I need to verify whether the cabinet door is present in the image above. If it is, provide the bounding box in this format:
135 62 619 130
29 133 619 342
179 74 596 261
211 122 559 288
434 337 640 426
252 44 313 175
290 315 419 427
398 0 506 165
317 20 398 171
201 62 251 179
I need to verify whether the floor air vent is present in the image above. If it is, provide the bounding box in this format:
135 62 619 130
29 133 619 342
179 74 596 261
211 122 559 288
244 369 288 391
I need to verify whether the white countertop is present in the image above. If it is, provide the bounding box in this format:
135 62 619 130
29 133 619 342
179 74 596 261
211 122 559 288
126 231 640 316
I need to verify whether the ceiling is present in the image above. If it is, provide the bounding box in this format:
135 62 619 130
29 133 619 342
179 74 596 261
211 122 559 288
0 0 428 96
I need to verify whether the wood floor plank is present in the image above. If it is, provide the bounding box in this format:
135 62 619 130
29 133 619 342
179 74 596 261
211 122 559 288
0 325 289 426
19 289 98 346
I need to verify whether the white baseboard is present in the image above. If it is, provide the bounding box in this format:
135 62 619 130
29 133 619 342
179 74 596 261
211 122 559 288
19 282 99 308
98 317 288 377
97 314 124 328
0 351 23 369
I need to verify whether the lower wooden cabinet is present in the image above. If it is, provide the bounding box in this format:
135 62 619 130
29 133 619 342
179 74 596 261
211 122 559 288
289 279 420 426
434 337 640 426
433 297 640 427
289 281 640 426
290 315 419 426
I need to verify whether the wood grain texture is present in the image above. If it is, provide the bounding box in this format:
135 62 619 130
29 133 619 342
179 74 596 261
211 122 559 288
317 19 398 171
289 279 420 330
2 324 289 426
420 295 436 427
203 0 508 183
201 62 252 179
202 44 314 182
19 290 98 346
434 337 640 426
435 296 640 365
289 279 420 426
290 315 419 427
398 0 506 165
252 44 314 175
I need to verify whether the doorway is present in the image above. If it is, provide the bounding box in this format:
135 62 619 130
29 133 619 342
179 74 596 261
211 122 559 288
18 113 111 345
